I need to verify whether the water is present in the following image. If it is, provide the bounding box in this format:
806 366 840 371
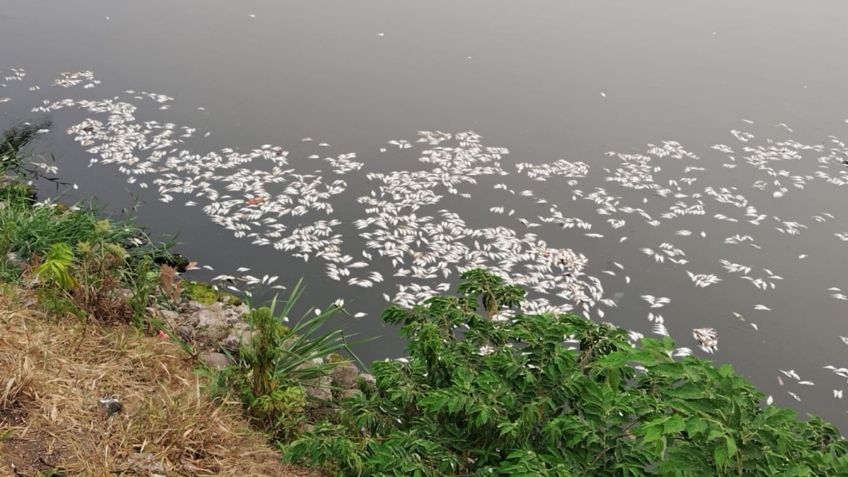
2 0 848 429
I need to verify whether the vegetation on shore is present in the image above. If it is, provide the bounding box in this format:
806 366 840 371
1 127 317 476
283 270 848 476
0 288 313 476
2 132 847 476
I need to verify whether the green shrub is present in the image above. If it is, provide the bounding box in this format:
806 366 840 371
207 280 356 439
35 242 75 289
284 269 848 476
0 181 180 327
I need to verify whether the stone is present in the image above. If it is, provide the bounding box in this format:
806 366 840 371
5 252 25 269
337 388 363 401
232 302 249 317
358 373 377 388
176 325 193 342
198 351 230 370
98 397 123 418
125 452 167 475
299 358 332 401
194 304 227 329
158 309 179 322
331 362 360 389
305 376 332 401
222 329 253 351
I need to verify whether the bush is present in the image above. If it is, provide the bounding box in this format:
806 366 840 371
0 179 175 325
206 280 355 439
284 269 848 476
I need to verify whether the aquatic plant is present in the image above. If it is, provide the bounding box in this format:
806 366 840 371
0 120 50 175
284 269 848 476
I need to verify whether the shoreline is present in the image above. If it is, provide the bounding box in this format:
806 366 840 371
3 143 848 474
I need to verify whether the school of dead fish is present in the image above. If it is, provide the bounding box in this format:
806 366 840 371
3 67 848 413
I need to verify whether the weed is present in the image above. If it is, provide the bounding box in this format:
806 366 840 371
35 242 75 289
209 280 356 439
158 264 182 304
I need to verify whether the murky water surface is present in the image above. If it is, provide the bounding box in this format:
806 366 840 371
3 1 848 428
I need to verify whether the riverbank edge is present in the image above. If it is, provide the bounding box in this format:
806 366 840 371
0 177 333 476
3 171 848 475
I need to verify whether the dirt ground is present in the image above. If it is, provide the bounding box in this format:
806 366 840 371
0 287 317 477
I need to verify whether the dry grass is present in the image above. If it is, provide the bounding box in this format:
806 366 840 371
0 286 317 477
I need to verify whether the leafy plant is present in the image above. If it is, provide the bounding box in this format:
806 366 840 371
284 269 848 476
208 279 357 439
35 242 75 289
123 255 159 327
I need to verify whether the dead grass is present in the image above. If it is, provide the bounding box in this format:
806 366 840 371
0 287 317 477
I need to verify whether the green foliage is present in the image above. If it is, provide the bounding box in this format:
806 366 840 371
0 181 36 207
123 255 159 327
35 242 75 289
284 269 848 476
183 280 220 305
182 280 240 306
0 198 135 263
0 179 180 329
208 280 355 439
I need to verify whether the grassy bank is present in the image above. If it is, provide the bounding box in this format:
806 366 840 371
2 134 848 476
0 287 313 476
1 131 318 475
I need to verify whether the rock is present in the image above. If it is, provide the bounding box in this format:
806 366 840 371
116 288 133 301
125 452 167 476
5 252 25 269
305 377 332 401
232 302 249 317
193 302 248 329
358 373 377 388
299 358 332 401
98 397 123 418
337 388 363 401
159 309 180 322
198 351 230 370
194 304 227 329
176 325 193 342
331 362 360 389
222 329 253 350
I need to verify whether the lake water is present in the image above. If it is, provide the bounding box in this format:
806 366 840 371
2 1 848 429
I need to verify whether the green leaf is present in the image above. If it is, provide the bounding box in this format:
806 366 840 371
664 414 686 434
714 442 729 468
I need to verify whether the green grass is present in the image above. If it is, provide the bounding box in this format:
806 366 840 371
0 184 177 282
